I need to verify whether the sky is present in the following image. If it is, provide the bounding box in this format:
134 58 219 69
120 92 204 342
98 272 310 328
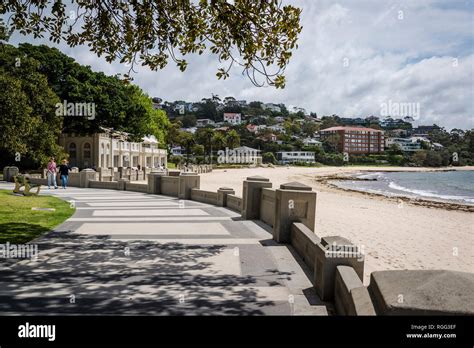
5 0 474 130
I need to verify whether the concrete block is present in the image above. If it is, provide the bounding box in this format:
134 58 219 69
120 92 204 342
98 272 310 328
368 270 474 315
242 176 272 219
314 238 365 301
260 188 276 227
290 222 320 272
227 195 243 213
217 187 235 207
335 265 375 315
178 173 200 199
147 172 166 194
118 178 128 190
79 169 97 188
273 182 316 243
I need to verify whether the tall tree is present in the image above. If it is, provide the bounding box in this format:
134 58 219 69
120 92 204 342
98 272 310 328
225 129 240 148
0 44 64 168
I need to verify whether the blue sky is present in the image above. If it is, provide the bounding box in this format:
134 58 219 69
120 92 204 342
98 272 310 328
4 0 474 130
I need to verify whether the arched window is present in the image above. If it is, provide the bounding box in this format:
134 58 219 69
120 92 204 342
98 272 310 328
69 143 77 159
83 143 91 160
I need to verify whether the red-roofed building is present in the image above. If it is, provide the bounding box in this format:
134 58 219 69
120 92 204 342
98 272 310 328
246 124 258 133
320 126 384 154
223 113 242 125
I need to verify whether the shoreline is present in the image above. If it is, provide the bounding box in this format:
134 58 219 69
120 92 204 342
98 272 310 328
311 170 474 212
204 165 474 211
199 165 474 284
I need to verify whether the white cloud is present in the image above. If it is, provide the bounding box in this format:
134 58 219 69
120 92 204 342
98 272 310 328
6 0 474 129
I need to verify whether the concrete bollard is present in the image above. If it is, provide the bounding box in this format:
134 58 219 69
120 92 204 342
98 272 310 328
79 169 97 188
3 166 19 182
178 173 200 199
217 187 235 207
273 182 316 243
314 235 365 301
242 176 272 220
118 178 128 190
148 172 166 194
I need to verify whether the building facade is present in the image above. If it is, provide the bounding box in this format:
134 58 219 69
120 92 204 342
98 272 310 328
223 113 242 125
276 151 316 164
59 128 167 169
385 137 421 152
320 126 384 154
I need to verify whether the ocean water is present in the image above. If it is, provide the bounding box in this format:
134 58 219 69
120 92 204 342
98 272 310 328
332 171 474 205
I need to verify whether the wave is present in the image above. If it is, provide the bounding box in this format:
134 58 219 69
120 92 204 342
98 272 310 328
388 182 474 203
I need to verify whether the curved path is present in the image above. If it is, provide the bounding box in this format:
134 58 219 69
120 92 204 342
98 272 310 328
0 183 328 315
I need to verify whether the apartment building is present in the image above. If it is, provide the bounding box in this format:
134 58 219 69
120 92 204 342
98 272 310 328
319 126 384 154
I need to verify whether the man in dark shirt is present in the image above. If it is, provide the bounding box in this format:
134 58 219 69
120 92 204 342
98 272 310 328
59 159 70 189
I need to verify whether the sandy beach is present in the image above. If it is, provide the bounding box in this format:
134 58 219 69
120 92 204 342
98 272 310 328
199 166 474 284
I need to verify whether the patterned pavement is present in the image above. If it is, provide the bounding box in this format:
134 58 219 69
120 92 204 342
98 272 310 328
0 183 328 315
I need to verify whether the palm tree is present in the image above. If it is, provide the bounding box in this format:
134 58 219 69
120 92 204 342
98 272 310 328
179 132 195 165
212 132 226 151
225 129 240 149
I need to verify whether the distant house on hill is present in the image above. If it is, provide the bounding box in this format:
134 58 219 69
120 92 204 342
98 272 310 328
262 103 281 113
196 119 215 127
246 124 258 133
223 112 242 125
303 138 322 147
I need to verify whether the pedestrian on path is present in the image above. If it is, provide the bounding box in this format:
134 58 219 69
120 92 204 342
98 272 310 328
59 159 70 189
47 157 58 189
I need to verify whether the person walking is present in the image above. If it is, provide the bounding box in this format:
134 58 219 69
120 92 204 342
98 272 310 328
59 159 70 189
47 157 58 189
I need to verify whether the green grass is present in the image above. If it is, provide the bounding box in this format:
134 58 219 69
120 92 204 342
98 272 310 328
0 190 75 244
167 162 177 169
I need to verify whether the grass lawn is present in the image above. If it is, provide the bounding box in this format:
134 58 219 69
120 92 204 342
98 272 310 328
0 190 75 244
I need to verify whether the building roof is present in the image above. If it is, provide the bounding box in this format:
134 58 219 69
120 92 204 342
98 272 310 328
320 126 383 132
234 146 261 153
142 135 159 144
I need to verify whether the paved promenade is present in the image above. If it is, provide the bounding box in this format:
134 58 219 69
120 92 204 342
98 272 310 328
0 183 328 315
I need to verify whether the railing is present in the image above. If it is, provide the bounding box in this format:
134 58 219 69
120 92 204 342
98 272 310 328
190 189 218 205
226 194 242 213
260 188 276 227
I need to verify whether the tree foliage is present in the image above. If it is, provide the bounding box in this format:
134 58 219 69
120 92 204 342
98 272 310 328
1 0 302 88
0 44 64 167
0 42 170 167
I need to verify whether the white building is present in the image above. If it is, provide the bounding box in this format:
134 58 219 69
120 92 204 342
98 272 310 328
276 151 316 164
59 128 167 169
385 137 422 152
223 113 242 125
303 138 322 147
262 103 281 113
268 125 285 133
196 118 215 127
